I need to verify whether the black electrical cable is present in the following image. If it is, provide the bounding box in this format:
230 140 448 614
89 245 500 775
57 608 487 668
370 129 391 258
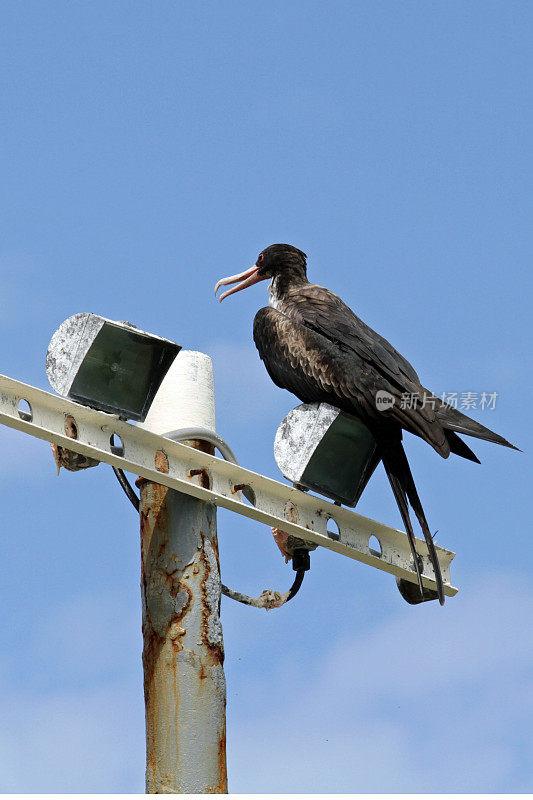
286 568 306 602
112 466 140 511
287 548 311 601
111 464 311 605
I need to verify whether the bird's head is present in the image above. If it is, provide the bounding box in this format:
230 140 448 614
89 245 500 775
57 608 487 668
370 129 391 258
214 243 307 302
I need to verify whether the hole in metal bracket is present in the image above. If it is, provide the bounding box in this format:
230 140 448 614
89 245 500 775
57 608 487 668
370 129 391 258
110 433 125 456
369 534 382 557
17 398 32 422
232 483 256 505
326 517 341 541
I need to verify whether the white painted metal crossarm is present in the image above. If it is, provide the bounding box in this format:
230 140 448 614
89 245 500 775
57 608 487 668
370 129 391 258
0 374 457 596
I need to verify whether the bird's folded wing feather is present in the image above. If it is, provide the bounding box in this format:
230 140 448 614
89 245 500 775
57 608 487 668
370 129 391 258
289 284 421 385
254 288 449 456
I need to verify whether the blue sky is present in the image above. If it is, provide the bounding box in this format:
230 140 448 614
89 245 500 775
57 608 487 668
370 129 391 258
0 0 531 792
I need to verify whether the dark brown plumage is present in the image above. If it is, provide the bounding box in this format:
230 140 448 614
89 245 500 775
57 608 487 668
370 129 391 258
215 244 518 604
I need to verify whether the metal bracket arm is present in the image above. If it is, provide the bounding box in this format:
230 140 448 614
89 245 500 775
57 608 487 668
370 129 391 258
0 374 457 596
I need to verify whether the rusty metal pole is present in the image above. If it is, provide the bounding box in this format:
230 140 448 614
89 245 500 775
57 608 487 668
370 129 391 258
137 351 227 793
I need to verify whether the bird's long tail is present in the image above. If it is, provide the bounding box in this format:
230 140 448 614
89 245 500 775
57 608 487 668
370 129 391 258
435 402 519 451
380 438 445 605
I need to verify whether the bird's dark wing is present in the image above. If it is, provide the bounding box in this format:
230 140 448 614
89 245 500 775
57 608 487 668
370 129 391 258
254 305 373 413
290 284 422 386
254 291 450 458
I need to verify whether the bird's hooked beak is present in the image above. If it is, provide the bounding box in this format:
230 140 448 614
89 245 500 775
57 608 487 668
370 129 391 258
214 263 269 302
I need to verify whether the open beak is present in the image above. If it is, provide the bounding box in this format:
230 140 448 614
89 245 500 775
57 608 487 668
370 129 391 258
214 264 269 302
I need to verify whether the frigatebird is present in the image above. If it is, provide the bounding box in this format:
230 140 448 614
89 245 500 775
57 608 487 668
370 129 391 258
215 243 517 604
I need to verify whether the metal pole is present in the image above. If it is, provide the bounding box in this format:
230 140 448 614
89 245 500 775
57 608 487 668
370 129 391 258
137 351 227 793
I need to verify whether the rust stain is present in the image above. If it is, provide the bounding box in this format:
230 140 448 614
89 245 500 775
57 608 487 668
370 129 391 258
188 467 211 489
167 572 190 601
284 500 299 524
169 621 187 652
217 733 228 792
181 439 215 456
142 607 164 703
211 531 222 583
155 449 169 473
64 414 78 439
198 533 224 665
205 734 228 793
149 748 157 787
173 580 192 615
139 479 176 706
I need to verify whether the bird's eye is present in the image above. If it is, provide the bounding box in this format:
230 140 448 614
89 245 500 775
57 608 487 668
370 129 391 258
257 254 264 263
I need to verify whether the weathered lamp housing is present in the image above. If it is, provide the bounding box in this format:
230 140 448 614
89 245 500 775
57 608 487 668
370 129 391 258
274 402 381 506
46 313 181 421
